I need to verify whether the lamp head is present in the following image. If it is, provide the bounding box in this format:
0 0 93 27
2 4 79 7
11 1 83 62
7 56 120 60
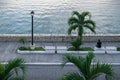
31 11 34 16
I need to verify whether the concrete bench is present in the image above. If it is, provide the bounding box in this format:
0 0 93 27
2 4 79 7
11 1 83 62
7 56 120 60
94 46 120 54
45 46 55 51
105 46 119 54
106 46 117 51
57 46 67 50
57 51 87 54
106 51 120 54
94 47 106 54
57 50 106 54
94 47 105 51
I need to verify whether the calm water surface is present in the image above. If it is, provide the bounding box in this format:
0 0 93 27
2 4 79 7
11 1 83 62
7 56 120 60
0 0 120 34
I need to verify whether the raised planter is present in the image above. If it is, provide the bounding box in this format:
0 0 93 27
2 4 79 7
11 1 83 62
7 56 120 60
17 49 45 54
17 49 56 54
18 49 88 54
17 49 107 54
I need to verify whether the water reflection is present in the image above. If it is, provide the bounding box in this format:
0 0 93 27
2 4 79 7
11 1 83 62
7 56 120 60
0 0 120 34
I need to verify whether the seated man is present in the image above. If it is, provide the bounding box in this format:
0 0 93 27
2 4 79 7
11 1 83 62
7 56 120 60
96 39 102 48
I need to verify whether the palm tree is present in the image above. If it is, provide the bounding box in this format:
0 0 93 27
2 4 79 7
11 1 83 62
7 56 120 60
68 11 96 38
61 52 114 80
68 11 96 50
0 58 26 80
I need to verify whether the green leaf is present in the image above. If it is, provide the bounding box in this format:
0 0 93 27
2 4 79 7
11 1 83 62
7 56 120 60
61 52 114 80
68 24 78 35
84 20 96 28
61 72 85 80
3 58 26 80
90 63 114 80
68 17 79 25
84 24 96 34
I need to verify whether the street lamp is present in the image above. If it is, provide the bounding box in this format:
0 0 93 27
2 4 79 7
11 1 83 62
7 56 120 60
31 11 34 46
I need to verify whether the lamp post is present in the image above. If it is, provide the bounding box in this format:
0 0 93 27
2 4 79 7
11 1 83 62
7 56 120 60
31 11 34 46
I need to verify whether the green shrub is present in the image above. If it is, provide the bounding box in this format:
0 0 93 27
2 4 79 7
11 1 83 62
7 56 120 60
68 47 94 51
19 46 30 50
34 47 45 51
117 47 120 51
19 37 26 44
71 37 82 50
18 46 45 51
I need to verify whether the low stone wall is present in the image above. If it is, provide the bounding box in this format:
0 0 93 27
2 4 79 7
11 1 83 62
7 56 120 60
0 34 120 42
25 63 120 80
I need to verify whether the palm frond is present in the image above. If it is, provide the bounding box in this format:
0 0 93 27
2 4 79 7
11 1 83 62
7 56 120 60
72 11 82 21
5 70 26 80
81 11 91 18
61 52 114 80
62 54 81 67
68 17 79 25
0 64 4 80
0 63 4 73
62 54 86 74
8 76 26 80
4 71 15 80
72 11 80 17
84 24 96 33
4 58 26 80
61 72 85 80
90 63 114 80
84 20 96 28
81 11 91 22
68 24 78 35
83 52 95 79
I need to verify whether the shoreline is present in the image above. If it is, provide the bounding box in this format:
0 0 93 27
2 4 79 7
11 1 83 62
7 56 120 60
0 34 120 42
0 33 120 35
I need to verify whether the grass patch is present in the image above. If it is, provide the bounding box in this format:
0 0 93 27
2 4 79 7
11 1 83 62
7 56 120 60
67 47 94 51
117 47 120 51
18 46 45 51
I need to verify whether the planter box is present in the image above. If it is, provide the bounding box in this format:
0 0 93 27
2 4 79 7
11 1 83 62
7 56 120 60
17 49 54 54
18 49 120 54
94 46 120 54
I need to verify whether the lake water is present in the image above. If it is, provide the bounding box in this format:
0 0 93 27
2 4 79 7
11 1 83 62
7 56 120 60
0 0 120 34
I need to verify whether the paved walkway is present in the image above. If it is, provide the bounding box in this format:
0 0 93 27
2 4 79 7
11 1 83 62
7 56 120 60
0 41 120 63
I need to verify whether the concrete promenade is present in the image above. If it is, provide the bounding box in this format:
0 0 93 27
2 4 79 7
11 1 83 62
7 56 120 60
0 41 120 63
